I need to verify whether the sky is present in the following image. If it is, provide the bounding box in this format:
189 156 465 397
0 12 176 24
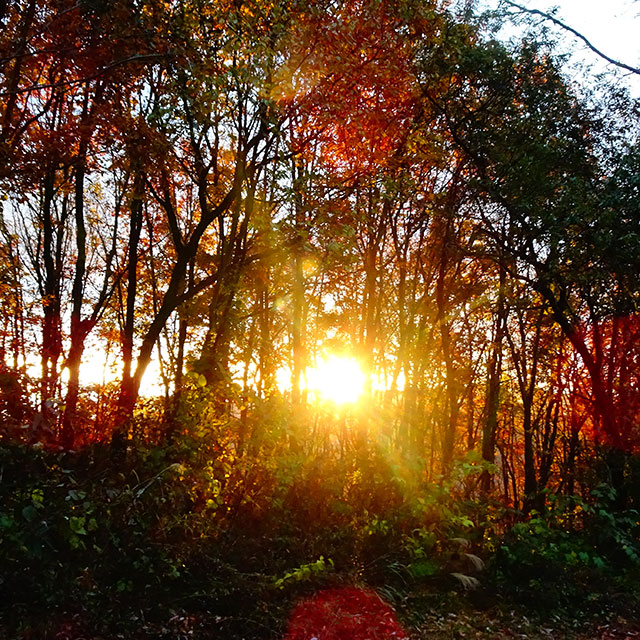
477 0 640 97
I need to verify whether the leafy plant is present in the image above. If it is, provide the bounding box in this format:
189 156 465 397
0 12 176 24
274 556 334 589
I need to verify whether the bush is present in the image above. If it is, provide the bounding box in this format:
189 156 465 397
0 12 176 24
494 487 640 611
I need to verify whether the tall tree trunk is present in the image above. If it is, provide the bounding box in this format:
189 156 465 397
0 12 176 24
112 172 144 448
258 272 272 396
40 167 63 420
290 157 306 452
61 96 92 449
481 264 506 492
522 321 542 511
436 218 458 473
198 190 253 394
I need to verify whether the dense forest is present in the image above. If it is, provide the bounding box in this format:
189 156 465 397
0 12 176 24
1 0 639 638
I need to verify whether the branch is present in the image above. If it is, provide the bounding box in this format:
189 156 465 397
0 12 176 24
502 0 640 76
175 273 219 305
0 53 170 97
175 234 301 307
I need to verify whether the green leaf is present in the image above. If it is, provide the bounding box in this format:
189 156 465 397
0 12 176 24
22 504 38 522
31 489 44 508
69 534 84 550
67 489 87 502
0 513 14 529
70 516 87 535
409 558 439 578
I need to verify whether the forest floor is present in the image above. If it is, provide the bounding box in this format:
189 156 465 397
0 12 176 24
49 605 639 640
98 604 640 639
407 607 640 639
3 444 638 640
396 589 640 639
74 587 637 640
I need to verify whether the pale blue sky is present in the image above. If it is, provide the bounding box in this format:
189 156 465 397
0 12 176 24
477 0 640 96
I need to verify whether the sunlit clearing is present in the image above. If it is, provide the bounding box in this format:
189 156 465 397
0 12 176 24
307 356 366 405
137 359 165 398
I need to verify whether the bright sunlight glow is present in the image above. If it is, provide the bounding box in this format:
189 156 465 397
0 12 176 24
276 355 367 405
306 355 366 405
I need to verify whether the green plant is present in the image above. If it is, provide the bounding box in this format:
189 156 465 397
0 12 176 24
274 556 334 589
494 486 640 610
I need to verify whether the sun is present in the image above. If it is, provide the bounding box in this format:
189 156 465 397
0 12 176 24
306 355 366 405
274 354 368 405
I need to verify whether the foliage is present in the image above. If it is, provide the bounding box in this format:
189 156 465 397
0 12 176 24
0 422 638 637
275 556 334 589
0 422 497 638
494 486 640 609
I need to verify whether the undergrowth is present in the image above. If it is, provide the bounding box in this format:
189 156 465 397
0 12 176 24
0 400 638 638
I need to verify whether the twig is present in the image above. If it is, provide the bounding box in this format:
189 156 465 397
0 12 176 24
502 0 640 76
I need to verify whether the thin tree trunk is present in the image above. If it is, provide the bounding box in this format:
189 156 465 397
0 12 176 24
481 264 506 491
40 167 63 416
436 219 458 472
61 94 91 448
112 172 144 448
290 157 306 452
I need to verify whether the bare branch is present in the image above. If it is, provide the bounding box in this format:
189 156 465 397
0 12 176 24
0 53 171 97
502 0 640 76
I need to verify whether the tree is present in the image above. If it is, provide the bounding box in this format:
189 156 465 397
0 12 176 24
429 33 640 500
108 0 291 442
